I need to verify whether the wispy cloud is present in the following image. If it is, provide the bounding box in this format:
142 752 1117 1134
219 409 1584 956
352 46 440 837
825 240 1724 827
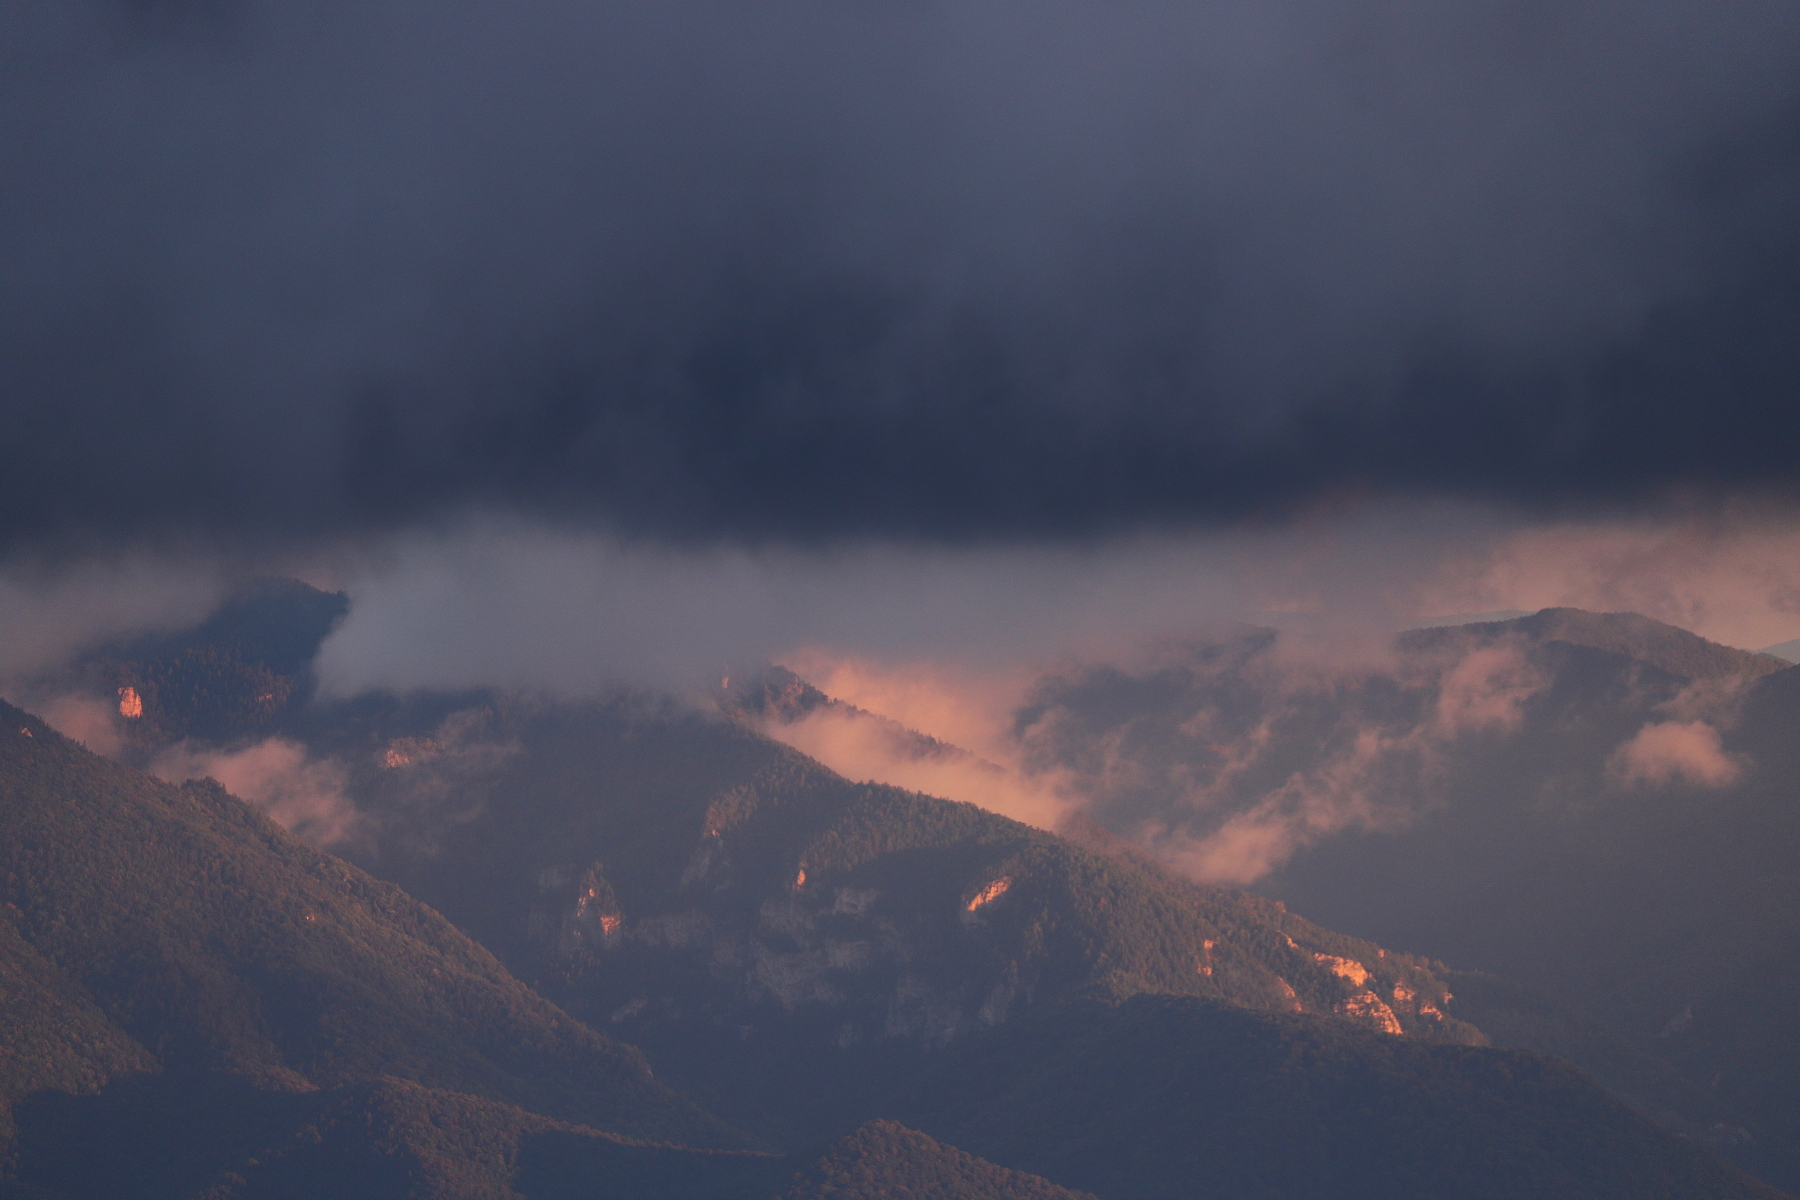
150 738 365 849
764 704 1076 831
1608 721 1744 789
1419 512 1800 651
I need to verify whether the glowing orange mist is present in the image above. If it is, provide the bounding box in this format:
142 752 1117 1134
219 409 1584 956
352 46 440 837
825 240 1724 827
759 652 1077 831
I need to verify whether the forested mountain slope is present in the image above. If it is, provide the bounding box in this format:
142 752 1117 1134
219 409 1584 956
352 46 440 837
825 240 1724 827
46 578 351 756
8 1076 1085 1200
889 995 1785 1200
0 699 745 1155
264 686 1780 1200
16 586 1792 1199
0 693 1114 1200
277 690 1481 1133
1019 608 1800 1187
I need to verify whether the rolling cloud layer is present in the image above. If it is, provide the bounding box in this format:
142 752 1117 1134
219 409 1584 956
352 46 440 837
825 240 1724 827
6 0 1800 556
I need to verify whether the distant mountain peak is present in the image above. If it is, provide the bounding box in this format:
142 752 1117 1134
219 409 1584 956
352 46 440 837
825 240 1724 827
1760 637 1800 664
28 577 352 757
716 663 834 724
716 662 993 767
1400 606 1790 681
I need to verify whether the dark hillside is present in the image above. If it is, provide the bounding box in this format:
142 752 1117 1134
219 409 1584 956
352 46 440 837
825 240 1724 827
894 996 1789 1200
1641 662 1800 1189
0 699 743 1150
0 698 1080 1194
1021 610 1800 1187
7 1075 1086 1200
280 690 1484 1143
719 663 990 767
28 590 1791 1199
0 907 156 1148
274 685 1788 1200
43 578 349 756
1021 611 1793 1015
520 1116 1098 1200
770 1120 1097 1200
1398 607 1791 681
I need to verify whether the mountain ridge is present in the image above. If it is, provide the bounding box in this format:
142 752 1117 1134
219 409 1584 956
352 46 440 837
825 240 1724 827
11 587 1795 1198
1398 606 1791 681
1012 605 1800 1188
0 697 745 1152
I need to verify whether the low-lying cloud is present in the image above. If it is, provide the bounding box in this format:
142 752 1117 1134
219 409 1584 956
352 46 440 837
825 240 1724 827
6 498 1797 883
33 691 129 757
744 655 1079 830
359 705 522 858
311 520 1254 697
1608 721 1744 789
150 738 365 849
1428 644 1546 738
1136 640 1553 884
0 556 228 680
1419 511 1800 652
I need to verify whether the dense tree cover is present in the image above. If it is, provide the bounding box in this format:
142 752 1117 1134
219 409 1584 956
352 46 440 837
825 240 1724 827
0 909 154 1149
1437 968 1737 1141
10 587 1793 1200
4 1076 1083 1200
1022 607 1800 1189
52 579 349 754
264 685 1789 1200
1398 608 1791 682
265 688 1491 1147
0 701 743 1150
305 689 1474 1027
0 698 1104 1200
890 995 1787 1200
8 1075 764 1200
769 1121 1096 1200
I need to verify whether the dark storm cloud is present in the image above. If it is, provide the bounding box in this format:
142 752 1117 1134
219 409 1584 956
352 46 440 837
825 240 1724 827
5 0 1800 553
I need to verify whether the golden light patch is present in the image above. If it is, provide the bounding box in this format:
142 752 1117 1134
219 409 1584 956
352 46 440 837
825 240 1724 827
966 877 1011 911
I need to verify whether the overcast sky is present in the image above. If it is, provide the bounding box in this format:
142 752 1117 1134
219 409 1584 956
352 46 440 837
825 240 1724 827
5 0 1800 721
6 0 1800 558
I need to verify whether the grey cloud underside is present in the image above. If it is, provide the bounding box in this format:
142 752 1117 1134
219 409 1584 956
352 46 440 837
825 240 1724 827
6 0 1800 551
